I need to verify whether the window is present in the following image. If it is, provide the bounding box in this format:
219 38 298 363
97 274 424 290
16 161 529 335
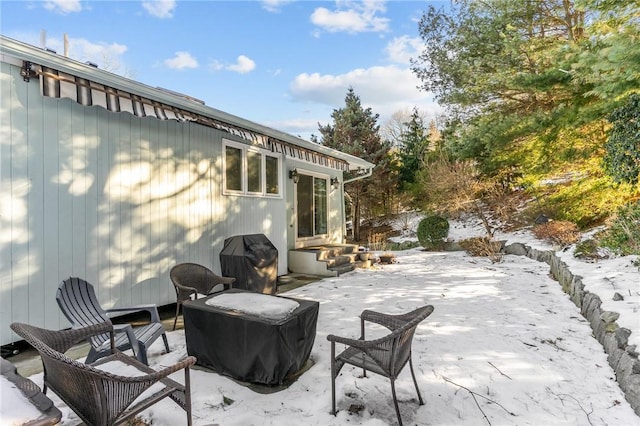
247 150 262 194
225 146 242 191
223 140 281 197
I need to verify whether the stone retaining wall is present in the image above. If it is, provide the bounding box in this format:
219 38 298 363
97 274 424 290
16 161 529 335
504 242 640 416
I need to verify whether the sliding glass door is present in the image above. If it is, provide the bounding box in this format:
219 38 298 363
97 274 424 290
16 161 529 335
296 173 327 239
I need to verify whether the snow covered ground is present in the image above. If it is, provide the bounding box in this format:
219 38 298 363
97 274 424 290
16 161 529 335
4 216 640 425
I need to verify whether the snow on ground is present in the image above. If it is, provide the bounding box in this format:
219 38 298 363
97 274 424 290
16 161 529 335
6 215 640 425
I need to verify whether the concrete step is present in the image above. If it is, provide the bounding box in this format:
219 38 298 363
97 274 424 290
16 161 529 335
322 255 353 268
307 244 359 260
328 263 355 275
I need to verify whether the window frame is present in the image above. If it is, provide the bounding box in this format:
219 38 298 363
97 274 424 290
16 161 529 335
295 170 330 241
223 139 282 198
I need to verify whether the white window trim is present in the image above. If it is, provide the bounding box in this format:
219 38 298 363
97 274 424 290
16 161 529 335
223 139 282 198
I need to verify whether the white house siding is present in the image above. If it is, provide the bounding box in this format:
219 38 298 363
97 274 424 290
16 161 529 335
0 61 288 345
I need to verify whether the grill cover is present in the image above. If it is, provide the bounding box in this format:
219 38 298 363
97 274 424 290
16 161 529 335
220 234 278 295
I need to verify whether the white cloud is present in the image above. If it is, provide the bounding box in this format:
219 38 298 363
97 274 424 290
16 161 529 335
142 0 176 19
43 0 82 14
33 35 128 71
269 118 322 139
261 0 294 13
289 64 441 130
385 35 423 65
164 51 199 70
310 0 389 34
210 55 256 74
227 55 256 74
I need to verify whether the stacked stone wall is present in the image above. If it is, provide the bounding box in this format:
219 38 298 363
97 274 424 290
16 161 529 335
504 243 640 416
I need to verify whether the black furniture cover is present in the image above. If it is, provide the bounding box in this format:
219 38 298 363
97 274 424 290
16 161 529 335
220 234 278 295
183 289 319 385
1 357 63 425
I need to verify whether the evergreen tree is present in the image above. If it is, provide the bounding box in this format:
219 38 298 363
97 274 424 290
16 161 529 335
603 94 640 184
397 108 430 189
317 87 392 240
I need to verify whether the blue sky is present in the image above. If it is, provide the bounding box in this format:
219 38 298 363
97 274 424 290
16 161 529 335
1 0 445 141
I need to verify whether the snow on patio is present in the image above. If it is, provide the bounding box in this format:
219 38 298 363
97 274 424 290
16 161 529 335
21 240 639 426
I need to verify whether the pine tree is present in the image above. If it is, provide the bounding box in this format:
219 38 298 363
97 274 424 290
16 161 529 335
397 107 430 189
317 87 392 241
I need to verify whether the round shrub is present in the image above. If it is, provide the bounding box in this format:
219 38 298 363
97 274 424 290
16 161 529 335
417 215 450 249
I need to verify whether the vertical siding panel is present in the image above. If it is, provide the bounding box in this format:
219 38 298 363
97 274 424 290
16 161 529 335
84 106 99 290
26 68 45 328
169 123 182 264
57 100 73 294
189 124 198 265
96 108 110 306
156 118 172 303
10 64 31 329
70 101 87 279
0 62 16 343
106 112 120 307
138 118 153 302
211 129 225 273
129 116 141 305
119 113 132 308
203 126 215 268
42 98 61 327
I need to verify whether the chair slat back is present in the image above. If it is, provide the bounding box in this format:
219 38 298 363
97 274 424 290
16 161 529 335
56 277 111 348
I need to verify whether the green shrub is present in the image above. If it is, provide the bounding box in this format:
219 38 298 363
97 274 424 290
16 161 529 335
573 238 603 260
417 215 450 249
601 201 640 256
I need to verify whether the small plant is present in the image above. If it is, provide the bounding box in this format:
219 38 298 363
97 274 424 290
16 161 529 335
600 201 640 256
417 215 450 250
367 230 388 251
574 238 608 261
531 220 580 248
459 237 504 262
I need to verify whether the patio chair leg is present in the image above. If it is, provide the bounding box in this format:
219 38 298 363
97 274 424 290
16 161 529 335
137 342 148 365
172 303 181 331
409 357 424 405
390 379 403 426
330 342 337 416
162 332 170 353
185 366 193 426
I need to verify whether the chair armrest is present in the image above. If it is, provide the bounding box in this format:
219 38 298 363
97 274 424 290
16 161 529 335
327 333 390 349
10 321 116 362
91 352 197 383
112 324 141 357
58 322 115 353
207 276 236 294
173 283 199 299
106 304 161 323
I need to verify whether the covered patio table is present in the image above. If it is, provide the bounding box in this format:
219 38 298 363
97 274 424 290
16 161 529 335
183 289 319 385
1 357 62 425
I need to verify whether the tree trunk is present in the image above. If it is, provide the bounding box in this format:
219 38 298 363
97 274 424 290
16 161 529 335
353 192 361 242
